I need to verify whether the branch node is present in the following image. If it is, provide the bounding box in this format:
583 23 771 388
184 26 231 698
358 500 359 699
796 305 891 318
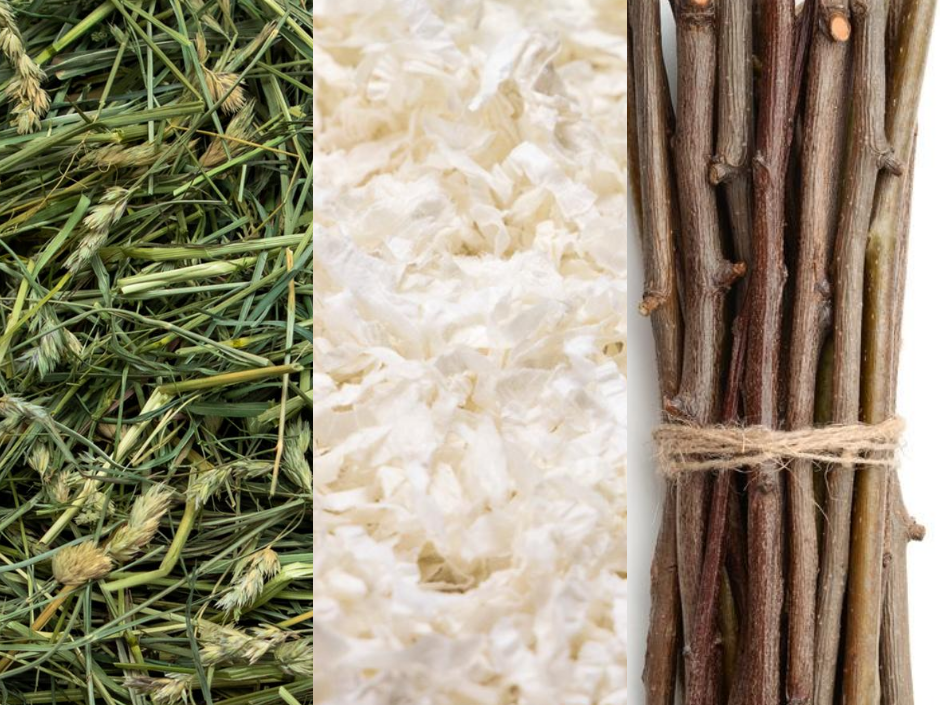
907 519 926 542
879 150 904 176
716 260 747 289
709 158 742 185
639 292 667 316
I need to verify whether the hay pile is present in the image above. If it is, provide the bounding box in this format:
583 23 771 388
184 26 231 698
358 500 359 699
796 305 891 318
0 0 313 702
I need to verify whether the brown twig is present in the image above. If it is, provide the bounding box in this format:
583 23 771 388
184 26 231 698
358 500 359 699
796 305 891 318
669 4 741 694
734 2 795 703
881 473 926 705
879 127 921 705
846 1 934 694
629 5 685 703
711 0 753 271
627 19 643 233
686 308 747 705
815 2 899 703
784 2 852 701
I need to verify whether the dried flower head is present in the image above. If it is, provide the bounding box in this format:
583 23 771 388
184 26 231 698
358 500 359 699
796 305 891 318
187 459 270 508
275 638 313 676
52 541 112 585
28 442 52 479
200 100 256 168
66 187 133 272
125 674 194 705
215 547 280 612
204 69 245 114
0 395 50 430
106 484 175 563
282 419 312 493
0 0 50 134
17 309 69 378
80 142 163 171
75 489 114 526
198 623 288 665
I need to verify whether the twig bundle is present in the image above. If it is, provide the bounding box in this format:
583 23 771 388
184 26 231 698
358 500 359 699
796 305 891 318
628 1 936 703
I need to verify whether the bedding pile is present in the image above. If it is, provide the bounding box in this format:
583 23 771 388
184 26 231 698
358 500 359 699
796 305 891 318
310 1 630 702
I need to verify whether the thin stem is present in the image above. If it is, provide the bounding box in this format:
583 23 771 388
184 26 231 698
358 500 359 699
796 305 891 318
785 2 852 701
629 3 685 701
670 4 741 695
687 308 747 705
881 474 925 705
0 585 78 674
711 0 753 271
101 498 197 592
846 2 934 694
735 2 795 703
815 2 898 703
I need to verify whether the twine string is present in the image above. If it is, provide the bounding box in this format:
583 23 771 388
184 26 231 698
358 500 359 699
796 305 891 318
653 417 905 479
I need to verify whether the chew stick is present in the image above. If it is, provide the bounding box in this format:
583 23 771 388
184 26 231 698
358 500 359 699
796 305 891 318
815 2 899 703
846 1 935 698
735 1 794 703
785 2 852 700
669 5 740 697
628 3 684 702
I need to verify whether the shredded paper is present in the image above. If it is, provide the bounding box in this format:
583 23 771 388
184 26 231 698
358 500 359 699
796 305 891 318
311 1 629 702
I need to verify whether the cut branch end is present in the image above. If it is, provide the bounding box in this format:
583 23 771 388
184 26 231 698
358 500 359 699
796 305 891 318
830 14 851 42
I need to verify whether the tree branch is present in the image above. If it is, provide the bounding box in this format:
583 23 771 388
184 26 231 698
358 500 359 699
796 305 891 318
734 2 794 703
814 2 894 703
669 6 741 698
784 2 852 702
845 3 935 697
629 4 686 703
711 0 753 272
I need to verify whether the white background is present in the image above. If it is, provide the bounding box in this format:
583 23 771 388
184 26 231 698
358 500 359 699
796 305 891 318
626 8 940 702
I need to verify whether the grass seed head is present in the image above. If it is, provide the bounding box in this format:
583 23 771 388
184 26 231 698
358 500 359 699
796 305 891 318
48 470 74 504
106 484 175 562
75 489 114 526
66 187 133 272
215 547 280 612
200 100 256 168
52 541 112 585
275 638 313 676
81 142 163 170
125 674 194 705
0 1 49 134
0 395 50 430
282 419 312 492
204 69 246 114
27 442 52 479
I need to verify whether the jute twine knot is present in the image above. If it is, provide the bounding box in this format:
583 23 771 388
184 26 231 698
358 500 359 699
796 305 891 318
653 417 905 479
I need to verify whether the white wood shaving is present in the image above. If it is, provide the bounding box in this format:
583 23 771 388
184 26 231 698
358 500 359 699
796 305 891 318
311 1 628 702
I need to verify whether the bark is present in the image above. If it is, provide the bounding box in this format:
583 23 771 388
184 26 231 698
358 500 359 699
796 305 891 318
686 307 747 705
880 134 920 705
711 0 753 270
734 2 794 703
784 2 852 702
814 2 900 704
881 476 926 705
669 4 741 695
844 1 934 700
629 0 684 389
629 4 685 704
